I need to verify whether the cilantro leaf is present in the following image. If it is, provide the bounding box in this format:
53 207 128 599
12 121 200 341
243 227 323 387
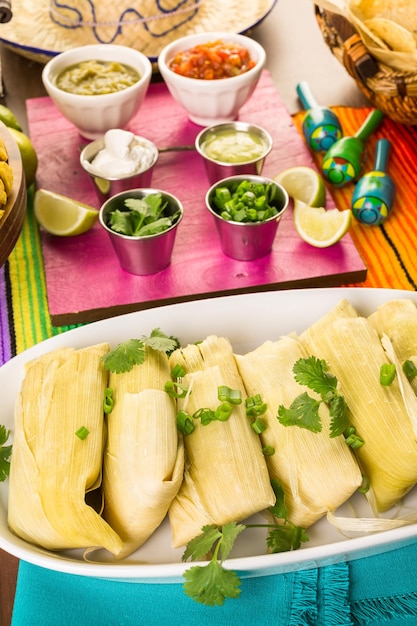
182 525 222 562
269 478 288 520
277 392 322 432
106 193 177 237
218 522 246 561
0 425 12 482
101 329 180 373
101 339 146 373
183 561 241 606
293 356 338 401
267 524 309 553
329 394 350 438
142 328 179 355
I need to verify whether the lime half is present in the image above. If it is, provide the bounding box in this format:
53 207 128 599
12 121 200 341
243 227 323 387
293 199 352 248
34 189 99 236
275 165 326 207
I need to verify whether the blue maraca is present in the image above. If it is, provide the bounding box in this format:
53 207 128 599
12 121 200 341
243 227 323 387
351 138 396 226
296 81 343 152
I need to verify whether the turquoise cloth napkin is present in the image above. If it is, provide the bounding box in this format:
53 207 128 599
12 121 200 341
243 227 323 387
11 542 417 626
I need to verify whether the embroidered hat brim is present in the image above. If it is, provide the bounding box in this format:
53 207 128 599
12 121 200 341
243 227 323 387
0 0 277 63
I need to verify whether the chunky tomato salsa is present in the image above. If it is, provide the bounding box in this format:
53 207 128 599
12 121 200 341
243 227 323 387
168 39 256 80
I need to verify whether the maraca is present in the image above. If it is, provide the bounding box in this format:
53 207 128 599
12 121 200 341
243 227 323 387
351 138 396 226
321 109 384 187
296 81 343 152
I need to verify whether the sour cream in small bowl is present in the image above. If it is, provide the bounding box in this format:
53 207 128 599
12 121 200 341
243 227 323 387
80 129 159 202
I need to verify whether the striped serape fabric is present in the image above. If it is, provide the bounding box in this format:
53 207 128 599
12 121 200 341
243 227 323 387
1 106 417 365
293 106 417 290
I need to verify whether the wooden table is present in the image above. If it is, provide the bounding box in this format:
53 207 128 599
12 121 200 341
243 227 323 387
0 1 371 623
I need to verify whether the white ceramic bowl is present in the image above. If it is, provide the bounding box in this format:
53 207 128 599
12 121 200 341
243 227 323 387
42 44 152 139
158 32 266 126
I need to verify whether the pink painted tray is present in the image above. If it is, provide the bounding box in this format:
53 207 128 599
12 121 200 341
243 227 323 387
27 70 366 325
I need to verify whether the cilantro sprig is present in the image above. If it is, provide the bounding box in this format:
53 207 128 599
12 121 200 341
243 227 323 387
101 328 179 374
277 356 364 447
106 193 180 237
182 523 244 606
182 480 308 606
0 424 12 482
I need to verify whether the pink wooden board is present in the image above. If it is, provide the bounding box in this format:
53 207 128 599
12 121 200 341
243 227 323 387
27 70 367 325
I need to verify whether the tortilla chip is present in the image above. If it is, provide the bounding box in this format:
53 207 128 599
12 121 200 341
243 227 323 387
364 17 417 52
0 161 13 195
349 0 417 34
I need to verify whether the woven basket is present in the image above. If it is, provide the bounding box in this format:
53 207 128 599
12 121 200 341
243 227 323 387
315 5 417 125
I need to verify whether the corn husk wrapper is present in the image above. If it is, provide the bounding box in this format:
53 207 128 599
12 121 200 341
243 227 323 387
235 335 363 528
8 344 123 556
168 336 276 548
301 312 417 513
103 347 184 558
368 299 417 396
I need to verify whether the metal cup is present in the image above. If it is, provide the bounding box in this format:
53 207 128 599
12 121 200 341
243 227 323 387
99 188 183 275
195 121 272 185
80 136 159 203
206 175 289 261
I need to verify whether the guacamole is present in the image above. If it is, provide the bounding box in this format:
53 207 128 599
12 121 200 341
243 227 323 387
56 60 140 95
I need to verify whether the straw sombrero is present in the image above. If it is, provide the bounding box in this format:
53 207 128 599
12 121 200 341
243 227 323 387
0 0 278 63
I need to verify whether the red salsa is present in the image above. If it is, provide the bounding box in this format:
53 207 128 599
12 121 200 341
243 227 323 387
168 39 256 80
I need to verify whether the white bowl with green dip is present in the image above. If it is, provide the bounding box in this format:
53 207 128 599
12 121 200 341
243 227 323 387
42 44 152 139
195 121 273 185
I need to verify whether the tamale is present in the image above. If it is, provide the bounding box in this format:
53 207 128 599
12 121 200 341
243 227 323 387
8 344 123 556
301 314 417 513
168 336 276 548
103 347 184 558
235 335 363 528
368 299 417 395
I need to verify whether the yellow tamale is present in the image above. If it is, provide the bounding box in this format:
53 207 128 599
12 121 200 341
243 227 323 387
301 312 417 513
8 344 123 556
235 335 363 528
103 347 184 558
168 336 276 548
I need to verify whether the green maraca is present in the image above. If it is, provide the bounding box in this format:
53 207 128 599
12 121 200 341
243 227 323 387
322 109 384 187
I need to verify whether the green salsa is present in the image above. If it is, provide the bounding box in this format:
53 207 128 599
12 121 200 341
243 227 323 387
56 60 140 95
201 129 267 163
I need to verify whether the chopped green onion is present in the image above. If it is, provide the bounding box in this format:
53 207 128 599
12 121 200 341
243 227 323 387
379 363 396 386
193 408 216 425
403 359 417 379
344 427 365 449
103 388 114 414
251 418 267 434
217 386 242 405
164 380 188 398
246 394 267 417
262 445 275 456
171 363 186 379
75 426 90 440
176 410 195 435
215 402 233 421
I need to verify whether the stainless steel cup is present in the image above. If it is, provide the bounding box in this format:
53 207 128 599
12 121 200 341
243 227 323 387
206 175 289 261
80 136 158 203
195 121 273 185
99 188 183 275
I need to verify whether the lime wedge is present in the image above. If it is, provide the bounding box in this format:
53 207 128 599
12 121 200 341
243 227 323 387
293 199 352 248
275 165 326 207
34 189 99 236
